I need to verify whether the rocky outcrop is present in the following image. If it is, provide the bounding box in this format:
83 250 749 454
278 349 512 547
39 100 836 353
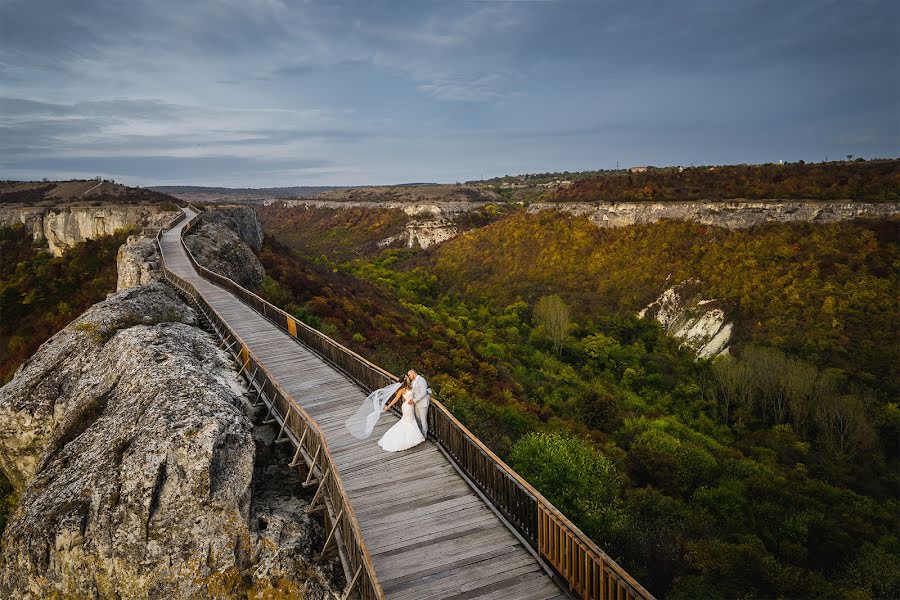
269 199 488 249
266 199 900 249
639 279 732 358
379 203 473 249
184 207 265 288
0 282 340 598
116 211 182 291
116 236 164 290
0 206 163 256
0 285 200 490
527 200 900 229
194 206 263 252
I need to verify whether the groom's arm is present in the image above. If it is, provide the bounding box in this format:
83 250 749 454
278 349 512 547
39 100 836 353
411 378 428 404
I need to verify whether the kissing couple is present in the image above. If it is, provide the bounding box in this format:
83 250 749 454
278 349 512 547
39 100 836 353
344 369 430 452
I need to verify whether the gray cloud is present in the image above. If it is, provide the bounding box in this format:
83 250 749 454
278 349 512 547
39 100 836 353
0 0 896 185
1 154 334 184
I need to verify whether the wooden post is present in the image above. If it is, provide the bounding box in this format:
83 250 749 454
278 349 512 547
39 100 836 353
237 356 250 377
222 338 238 355
305 468 331 514
289 429 308 467
275 417 287 441
263 391 279 424
341 566 362 600
303 445 322 487
262 399 275 424
319 509 344 558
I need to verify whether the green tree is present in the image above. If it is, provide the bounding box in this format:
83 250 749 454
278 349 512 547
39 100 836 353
711 354 752 425
534 294 570 355
815 389 875 461
510 431 624 536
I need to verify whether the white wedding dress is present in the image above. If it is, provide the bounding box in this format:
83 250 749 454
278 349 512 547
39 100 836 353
378 390 425 452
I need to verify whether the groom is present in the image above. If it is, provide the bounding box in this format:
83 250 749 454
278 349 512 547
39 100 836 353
406 369 430 437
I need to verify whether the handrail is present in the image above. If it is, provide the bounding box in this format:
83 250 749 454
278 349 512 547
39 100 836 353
156 209 385 600
174 207 655 600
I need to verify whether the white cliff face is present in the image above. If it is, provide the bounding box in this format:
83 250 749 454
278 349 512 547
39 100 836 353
0 206 161 256
527 200 900 229
116 212 182 291
639 280 732 358
116 236 164 290
268 199 482 249
264 199 900 250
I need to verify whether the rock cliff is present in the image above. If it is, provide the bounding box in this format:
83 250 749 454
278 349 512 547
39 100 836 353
266 199 900 250
639 279 732 358
527 200 899 229
116 211 182 291
0 206 164 256
184 207 265 288
0 224 339 598
267 199 487 249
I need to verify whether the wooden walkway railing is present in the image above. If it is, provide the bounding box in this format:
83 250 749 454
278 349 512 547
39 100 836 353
161 206 655 600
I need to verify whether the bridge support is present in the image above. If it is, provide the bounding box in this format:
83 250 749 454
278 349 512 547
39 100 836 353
302 446 322 487
275 414 289 443
341 566 362 600
289 430 307 467
306 468 330 514
320 509 343 558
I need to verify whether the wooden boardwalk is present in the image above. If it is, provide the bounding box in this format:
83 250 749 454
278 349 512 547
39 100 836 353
161 209 568 600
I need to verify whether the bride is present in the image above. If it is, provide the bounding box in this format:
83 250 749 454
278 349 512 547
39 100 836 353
377 380 425 452
344 377 425 452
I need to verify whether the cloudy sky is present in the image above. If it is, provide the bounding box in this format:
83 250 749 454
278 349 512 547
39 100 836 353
1 0 897 186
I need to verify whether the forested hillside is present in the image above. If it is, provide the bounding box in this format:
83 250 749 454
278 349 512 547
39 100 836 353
0 180 177 207
258 205 409 262
253 205 899 598
481 159 900 203
0 224 130 383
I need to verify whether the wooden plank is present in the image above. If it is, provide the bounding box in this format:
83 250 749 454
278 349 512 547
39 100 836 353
375 528 518 572
366 512 497 548
428 565 549 600
378 542 524 590
473 575 565 600
390 553 541 600
368 520 500 556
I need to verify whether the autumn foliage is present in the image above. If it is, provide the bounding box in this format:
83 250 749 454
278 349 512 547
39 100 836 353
254 205 899 598
0 225 130 383
546 159 900 203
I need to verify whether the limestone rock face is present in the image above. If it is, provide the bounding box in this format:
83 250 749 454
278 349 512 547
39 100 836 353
141 210 183 235
379 203 469 249
639 279 732 358
116 235 163 290
0 283 339 598
184 207 265 288
0 206 162 256
527 200 900 229
116 211 182 291
194 206 263 252
269 199 488 249
0 284 199 490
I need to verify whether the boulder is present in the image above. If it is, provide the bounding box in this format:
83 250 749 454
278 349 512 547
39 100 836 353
184 207 265 289
0 283 340 598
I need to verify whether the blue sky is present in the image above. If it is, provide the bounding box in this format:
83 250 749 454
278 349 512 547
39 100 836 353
1 0 897 186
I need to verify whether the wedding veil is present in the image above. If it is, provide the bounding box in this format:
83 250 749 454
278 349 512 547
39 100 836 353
345 382 403 439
